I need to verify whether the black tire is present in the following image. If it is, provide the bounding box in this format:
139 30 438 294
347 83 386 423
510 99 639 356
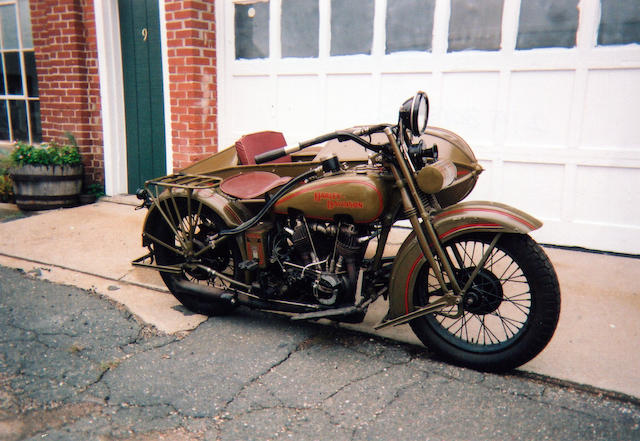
409 233 560 372
152 198 240 316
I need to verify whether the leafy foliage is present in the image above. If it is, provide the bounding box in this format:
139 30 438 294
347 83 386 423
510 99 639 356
10 140 82 167
0 175 12 202
0 153 13 202
86 182 105 198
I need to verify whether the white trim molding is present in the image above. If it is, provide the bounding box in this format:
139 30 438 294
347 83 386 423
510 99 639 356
94 0 128 195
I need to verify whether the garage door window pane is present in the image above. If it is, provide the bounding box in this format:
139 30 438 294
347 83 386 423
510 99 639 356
517 0 578 49
598 0 640 46
331 0 374 56
386 0 435 54
235 2 269 59
282 0 318 58
448 0 504 52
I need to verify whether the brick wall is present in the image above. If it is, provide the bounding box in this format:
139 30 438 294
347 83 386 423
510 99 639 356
165 0 218 170
30 0 104 186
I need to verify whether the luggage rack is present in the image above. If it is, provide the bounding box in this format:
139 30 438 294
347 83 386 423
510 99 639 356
141 173 224 209
145 173 223 191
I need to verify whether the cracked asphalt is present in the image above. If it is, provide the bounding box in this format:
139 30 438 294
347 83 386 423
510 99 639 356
1 265 639 441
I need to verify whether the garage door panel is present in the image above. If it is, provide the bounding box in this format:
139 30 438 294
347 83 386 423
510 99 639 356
506 70 574 148
230 75 273 139
500 162 565 221
325 74 375 130
581 69 640 149
276 74 322 140
575 165 640 226
440 71 500 146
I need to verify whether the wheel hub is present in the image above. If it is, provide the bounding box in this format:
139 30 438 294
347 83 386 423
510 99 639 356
184 230 229 281
459 268 503 315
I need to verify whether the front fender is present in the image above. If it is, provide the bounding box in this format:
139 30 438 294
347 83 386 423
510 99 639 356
387 201 542 320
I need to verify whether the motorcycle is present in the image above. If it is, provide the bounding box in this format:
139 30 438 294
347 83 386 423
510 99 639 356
133 92 560 372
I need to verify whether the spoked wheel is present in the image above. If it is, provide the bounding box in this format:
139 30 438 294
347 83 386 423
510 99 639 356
409 233 560 371
151 197 241 316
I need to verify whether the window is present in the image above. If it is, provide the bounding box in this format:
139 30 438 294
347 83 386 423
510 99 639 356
448 0 504 52
386 0 435 54
330 0 374 56
0 0 40 144
517 0 578 49
235 1 270 59
598 0 640 46
281 0 318 58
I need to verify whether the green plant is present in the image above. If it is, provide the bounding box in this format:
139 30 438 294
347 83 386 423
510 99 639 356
10 139 82 167
86 182 105 198
0 174 13 202
0 152 13 202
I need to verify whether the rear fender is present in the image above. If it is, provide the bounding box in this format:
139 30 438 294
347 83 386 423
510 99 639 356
141 188 251 259
386 201 542 319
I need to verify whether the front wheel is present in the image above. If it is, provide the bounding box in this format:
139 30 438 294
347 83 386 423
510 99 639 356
409 233 560 372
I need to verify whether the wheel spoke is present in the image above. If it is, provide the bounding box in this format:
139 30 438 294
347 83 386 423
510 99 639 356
486 249 509 271
493 311 526 332
501 296 531 316
449 243 466 269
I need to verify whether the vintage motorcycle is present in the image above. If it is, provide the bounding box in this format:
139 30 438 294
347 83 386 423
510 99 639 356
134 92 560 372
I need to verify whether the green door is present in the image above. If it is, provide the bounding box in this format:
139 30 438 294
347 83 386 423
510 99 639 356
118 0 166 193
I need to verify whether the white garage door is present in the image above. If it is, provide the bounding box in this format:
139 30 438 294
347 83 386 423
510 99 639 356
216 0 640 254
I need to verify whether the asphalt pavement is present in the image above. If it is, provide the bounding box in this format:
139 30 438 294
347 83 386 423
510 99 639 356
1 265 639 441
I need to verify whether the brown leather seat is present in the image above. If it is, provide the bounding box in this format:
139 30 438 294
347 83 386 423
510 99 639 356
220 171 291 199
235 131 291 165
223 131 292 199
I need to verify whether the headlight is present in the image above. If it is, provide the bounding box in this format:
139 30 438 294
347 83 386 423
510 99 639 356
399 91 429 136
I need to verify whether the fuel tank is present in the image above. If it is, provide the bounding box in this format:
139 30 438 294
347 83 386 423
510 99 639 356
273 171 387 223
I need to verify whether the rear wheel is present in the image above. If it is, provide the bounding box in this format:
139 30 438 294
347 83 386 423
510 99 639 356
151 198 240 315
409 233 560 371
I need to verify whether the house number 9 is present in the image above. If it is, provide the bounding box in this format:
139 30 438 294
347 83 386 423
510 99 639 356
142 28 148 41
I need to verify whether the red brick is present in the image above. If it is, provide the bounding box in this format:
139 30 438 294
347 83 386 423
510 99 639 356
31 0 104 185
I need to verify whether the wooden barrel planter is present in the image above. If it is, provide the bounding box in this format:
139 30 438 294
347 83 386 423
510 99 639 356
10 164 83 211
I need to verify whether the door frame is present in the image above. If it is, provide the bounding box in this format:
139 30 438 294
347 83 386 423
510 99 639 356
93 0 173 195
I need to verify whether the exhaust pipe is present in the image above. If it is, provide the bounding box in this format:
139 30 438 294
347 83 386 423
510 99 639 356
172 279 235 303
170 279 315 314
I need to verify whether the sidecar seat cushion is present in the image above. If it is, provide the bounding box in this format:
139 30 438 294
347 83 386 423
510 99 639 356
220 171 292 199
235 131 291 165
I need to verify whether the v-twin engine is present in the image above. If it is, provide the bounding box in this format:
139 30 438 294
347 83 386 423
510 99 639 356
248 218 371 307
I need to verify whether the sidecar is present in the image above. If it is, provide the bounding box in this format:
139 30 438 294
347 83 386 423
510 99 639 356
180 126 482 208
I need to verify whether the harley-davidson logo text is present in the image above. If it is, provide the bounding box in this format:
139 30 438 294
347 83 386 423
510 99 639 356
314 192 363 209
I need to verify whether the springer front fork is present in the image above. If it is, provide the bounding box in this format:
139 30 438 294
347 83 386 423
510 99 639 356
375 128 498 329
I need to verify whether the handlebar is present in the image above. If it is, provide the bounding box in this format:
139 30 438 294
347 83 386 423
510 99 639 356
254 125 392 164
254 146 296 164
